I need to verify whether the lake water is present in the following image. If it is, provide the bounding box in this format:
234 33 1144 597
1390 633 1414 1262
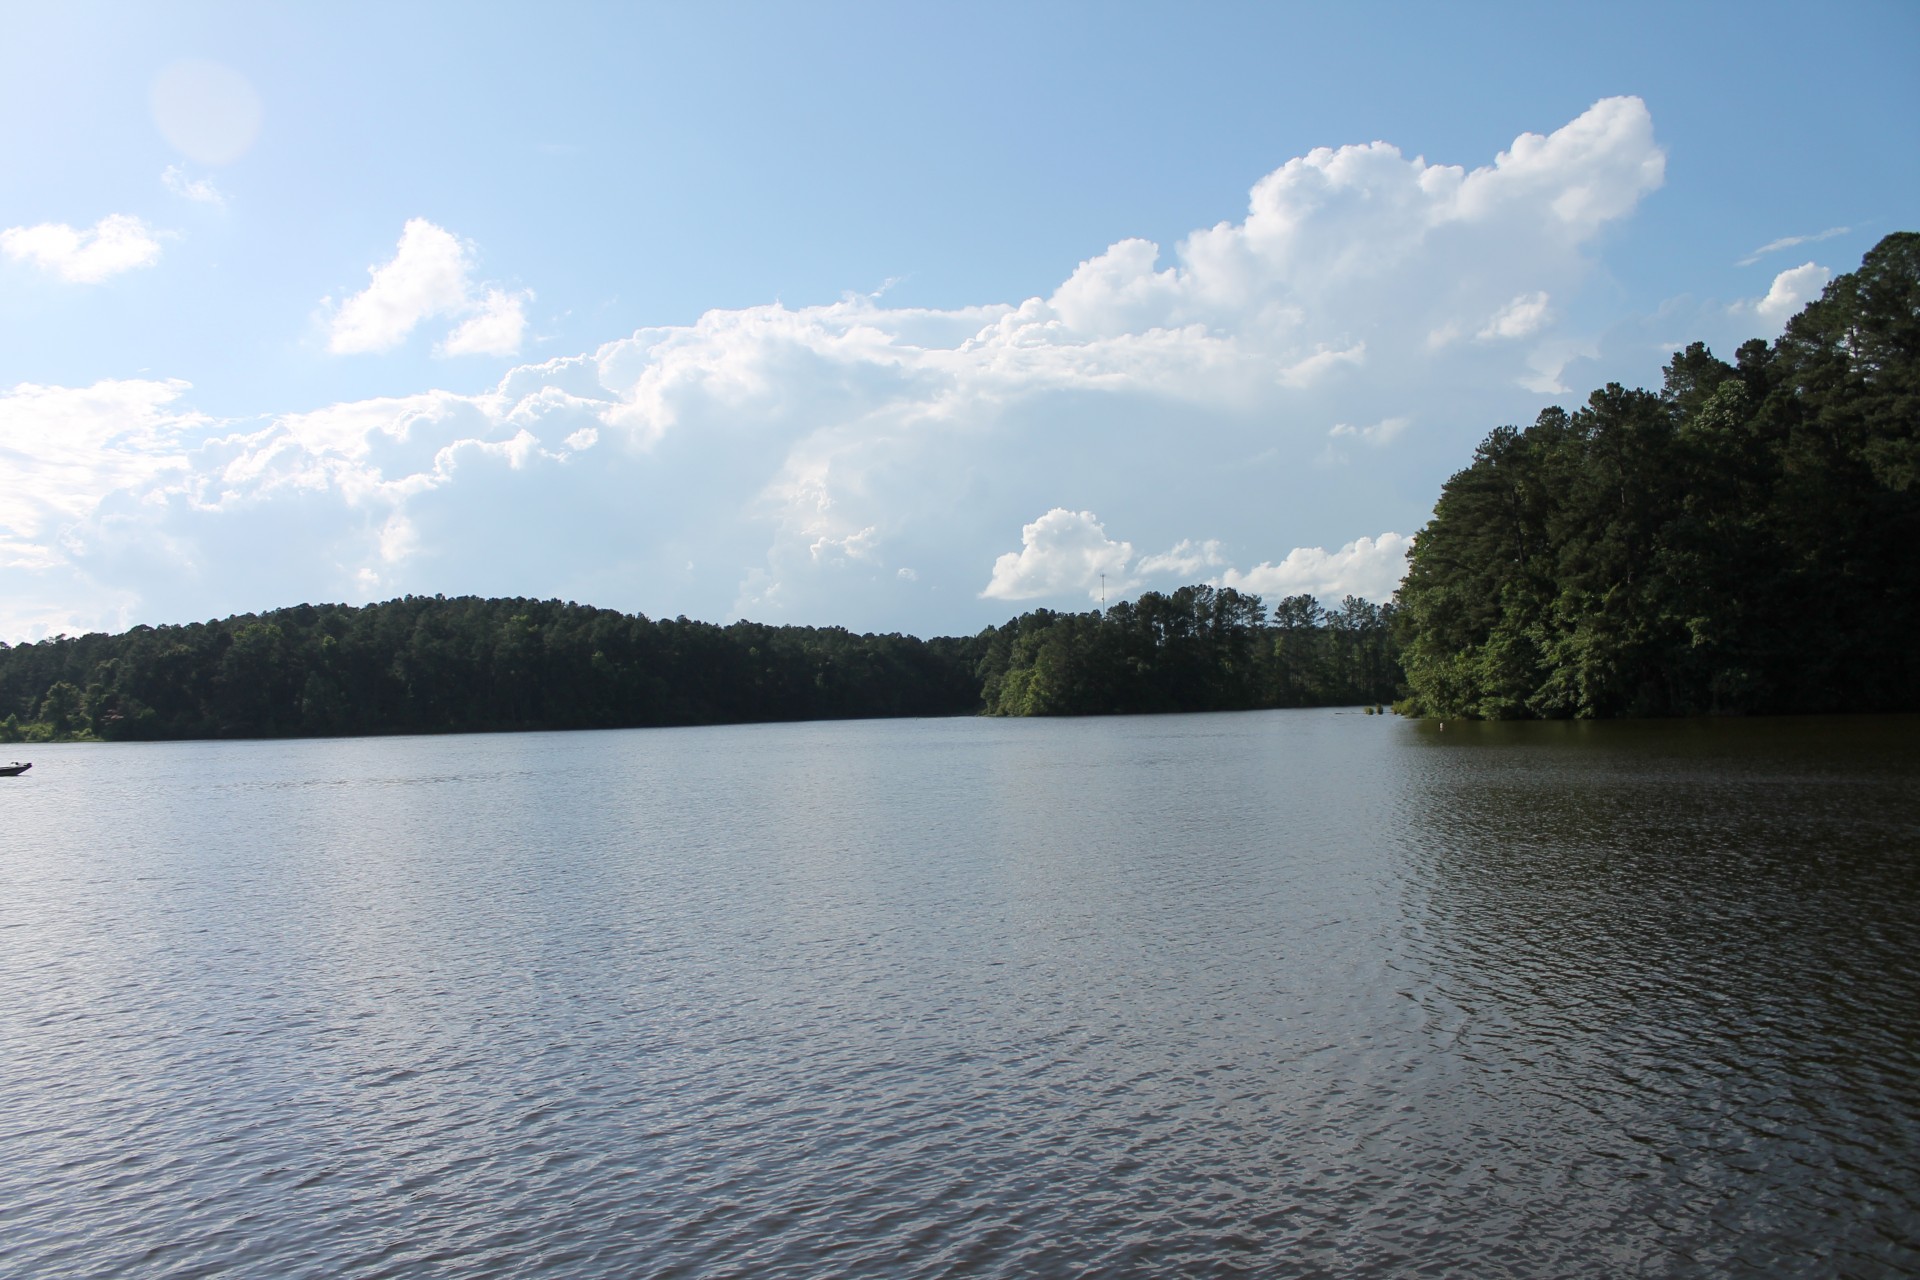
1 709 1916 1277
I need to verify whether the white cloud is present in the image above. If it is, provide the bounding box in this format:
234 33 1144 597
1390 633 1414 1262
378 514 419 563
0 379 210 546
1002 96 1659 363
1453 97 1666 231
810 525 880 566
1737 226 1848 267
162 165 226 207
1134 538 1225 578
1477 292 1552 340
271 390 471 464
2 99 1670 640
1321 415 1412 465
980 515 1235 605
328 219 530 357
982 509 1133 601
1752 262 1831 323
1 215 163 283
0 367 626 637
328 220 473 354
440 287 533 357
1218 533 1412 603
979 510 1407 610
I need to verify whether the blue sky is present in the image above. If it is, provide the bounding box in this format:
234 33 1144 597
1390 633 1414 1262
2 1 1916 640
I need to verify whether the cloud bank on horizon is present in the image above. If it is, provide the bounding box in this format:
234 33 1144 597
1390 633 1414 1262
0 96 1836 641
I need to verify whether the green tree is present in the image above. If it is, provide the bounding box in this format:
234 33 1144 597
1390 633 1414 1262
1397 232 1919 719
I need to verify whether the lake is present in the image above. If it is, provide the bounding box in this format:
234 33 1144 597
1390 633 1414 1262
2 709 1916 1277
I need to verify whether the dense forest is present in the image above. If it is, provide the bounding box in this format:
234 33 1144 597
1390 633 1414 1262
975 586 1398 715
0 587 1399 742
1395 231 1919 719
0 597 978 741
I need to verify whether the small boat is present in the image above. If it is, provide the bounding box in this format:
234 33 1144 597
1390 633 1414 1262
0 762 30 777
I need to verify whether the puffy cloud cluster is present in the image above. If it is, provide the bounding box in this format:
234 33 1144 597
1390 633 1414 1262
1752 262 1832 323
1218 533 1413 604
327 219 531 357
982 509 1135 601
981 509 1405 606
1 215 163 283
0 379 207 554
5 99 1673 639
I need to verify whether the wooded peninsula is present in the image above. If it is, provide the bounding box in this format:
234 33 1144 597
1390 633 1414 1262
1397 232 1917 718
3 233 1912 741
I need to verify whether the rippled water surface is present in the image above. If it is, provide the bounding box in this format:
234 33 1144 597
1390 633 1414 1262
2 710 1916 1277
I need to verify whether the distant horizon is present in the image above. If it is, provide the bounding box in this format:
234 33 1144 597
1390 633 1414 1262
4 2 1916 644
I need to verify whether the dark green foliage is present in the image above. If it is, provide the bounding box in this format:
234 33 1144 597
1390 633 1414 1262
1397 232 1920 719
0 587 1402 741
0 597 986 741
975 585 1401 716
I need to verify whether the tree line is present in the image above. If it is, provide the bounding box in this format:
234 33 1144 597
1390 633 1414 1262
0 587 1401 742
0 597 979 742
976 586 1399 715
1394 232 1919 718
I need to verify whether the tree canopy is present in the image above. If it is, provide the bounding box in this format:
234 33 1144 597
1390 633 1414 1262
1395 232 1919 718
0 597 983 742
975 586 1398 716
0 588 1402 743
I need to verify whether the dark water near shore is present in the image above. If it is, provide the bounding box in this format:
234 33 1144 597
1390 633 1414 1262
2 710 1916 1277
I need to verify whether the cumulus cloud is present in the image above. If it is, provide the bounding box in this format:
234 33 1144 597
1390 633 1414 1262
328 219 531 357
162 165 225 207
3 99 1670 639
328 220 471 353
982 509 1133 601
1218 533 1412 603
1 215 163 283
1752 262 1832 323
0 379 210 548
979 509 1406 609
811 526 880 566
0 364 625 636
